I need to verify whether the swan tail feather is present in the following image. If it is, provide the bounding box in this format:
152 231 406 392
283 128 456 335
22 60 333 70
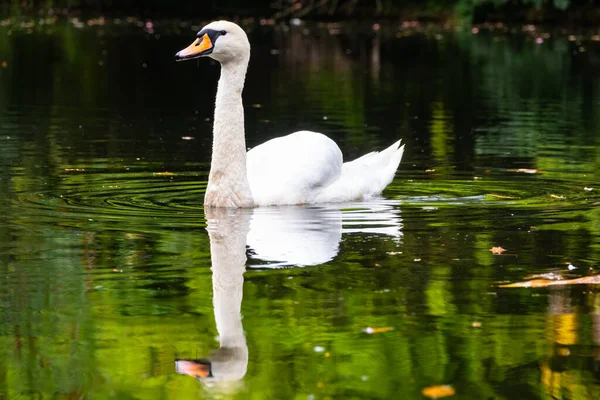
312 140 404 203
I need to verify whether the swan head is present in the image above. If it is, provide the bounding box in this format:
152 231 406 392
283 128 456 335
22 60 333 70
175 21 250 64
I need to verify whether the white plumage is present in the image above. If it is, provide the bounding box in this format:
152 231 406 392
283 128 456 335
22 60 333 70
176 21 405 208
247 131 404 206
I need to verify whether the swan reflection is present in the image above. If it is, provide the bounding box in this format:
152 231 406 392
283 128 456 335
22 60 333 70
175 201 402 386
248 201 402 268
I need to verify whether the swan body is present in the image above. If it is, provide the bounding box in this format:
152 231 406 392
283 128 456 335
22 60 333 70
176 21 404 208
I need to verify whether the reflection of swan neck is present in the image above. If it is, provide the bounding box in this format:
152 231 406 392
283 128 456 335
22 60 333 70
208 210 248 349
212 263 245 349
205 208 250 381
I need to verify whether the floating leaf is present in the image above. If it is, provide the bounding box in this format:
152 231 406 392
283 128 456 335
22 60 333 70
364 326 394 334
512 168 540 174
486 194 520 199
501 275 600 288
422 385 456 398
524 272 563 281
154 172 176 176
490 246 505 255
557 347 570 356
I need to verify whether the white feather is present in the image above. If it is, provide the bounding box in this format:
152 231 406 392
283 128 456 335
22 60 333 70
180 21 404 208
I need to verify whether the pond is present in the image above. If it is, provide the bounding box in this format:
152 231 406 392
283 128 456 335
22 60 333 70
0 17 599 399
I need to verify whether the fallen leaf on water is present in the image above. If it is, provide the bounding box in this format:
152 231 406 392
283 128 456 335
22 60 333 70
501 275 600 288
557 347 570 356
501 279 561 288
486 194 520 199
387 251 402 255
524 272 563 281
1 61 7 68
584 187 593 191
181 136 194 140
414 258 422 262
422 385 456 399
425 169 436 173
64 168 85 172
154 172 176 176
550 194 566 199
491 246 505 255
471 321 482 328
364 326 394 334
509 168 540 174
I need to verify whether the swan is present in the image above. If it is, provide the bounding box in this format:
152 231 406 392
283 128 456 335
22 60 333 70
175 20 405 208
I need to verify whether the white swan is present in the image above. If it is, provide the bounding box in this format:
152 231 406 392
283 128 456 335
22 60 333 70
175 20 404 208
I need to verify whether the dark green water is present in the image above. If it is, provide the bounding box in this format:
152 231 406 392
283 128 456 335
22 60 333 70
0 18 599 399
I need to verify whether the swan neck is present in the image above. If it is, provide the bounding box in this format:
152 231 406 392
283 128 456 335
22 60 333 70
206 57 253 207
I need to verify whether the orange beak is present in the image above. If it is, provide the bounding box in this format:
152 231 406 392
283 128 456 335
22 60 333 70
175 360 212 378
175 33 213 61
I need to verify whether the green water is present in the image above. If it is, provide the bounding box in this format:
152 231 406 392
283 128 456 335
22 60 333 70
0 18 599 399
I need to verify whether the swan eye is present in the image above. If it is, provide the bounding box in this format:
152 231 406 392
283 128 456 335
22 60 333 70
220 30 227 36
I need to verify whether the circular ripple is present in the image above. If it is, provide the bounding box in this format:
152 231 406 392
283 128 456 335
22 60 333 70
8 168 599 234
10 171 207 230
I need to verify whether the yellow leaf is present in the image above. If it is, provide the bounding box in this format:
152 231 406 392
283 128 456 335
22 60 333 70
422 385 456 398
491 246 505 255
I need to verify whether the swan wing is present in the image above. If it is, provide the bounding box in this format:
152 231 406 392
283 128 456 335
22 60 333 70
313 140 404 203
247 131 342 206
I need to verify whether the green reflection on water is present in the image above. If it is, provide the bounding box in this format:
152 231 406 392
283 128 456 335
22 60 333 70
0 19 599 399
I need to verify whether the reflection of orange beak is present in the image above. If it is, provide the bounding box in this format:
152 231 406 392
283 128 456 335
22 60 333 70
175 359 212 378
175 34 213 61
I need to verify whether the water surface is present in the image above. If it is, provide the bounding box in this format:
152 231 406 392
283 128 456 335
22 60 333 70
0 19 599 399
